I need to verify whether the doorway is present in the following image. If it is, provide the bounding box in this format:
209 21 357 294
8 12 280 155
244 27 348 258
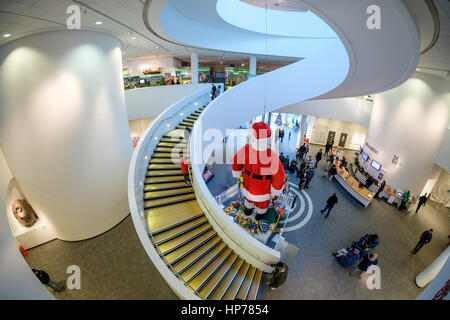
327 131 336 145
338 133 348 147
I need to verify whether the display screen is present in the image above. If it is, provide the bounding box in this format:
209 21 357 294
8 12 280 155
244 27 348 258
371 160 381 171
397 191 403 197
361 152 369 161
139 79 145 84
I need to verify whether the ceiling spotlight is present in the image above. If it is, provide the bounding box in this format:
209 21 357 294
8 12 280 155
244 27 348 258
95 21 102 25
220 61 223 64
416 68 421 71
3 33 11 38
155 46 159 49
131 37 136 40
180 113 184 116
241 63 245 67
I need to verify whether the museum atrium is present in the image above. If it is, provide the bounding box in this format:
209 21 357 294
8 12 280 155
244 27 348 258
0 0 449 301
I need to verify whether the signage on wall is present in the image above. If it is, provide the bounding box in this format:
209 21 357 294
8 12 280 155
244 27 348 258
365 142 378 154
392 155 399 166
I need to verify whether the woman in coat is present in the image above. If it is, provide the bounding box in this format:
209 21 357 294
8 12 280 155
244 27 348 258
267 262 289 290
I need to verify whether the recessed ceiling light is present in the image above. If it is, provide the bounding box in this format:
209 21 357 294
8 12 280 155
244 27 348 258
155 46 159 49
131 37 136 40
3 33 11 38
416 68 421 71
95 21 102 25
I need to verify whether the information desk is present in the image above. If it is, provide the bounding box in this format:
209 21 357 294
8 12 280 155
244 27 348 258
334 166 375 207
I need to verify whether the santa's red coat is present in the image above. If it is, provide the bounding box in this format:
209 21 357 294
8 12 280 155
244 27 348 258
232 144 285 203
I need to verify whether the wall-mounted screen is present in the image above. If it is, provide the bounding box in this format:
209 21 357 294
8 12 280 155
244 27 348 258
361 152 369 161
371 160 381 171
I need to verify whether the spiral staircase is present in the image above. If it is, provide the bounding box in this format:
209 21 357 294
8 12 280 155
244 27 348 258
143 106 262 300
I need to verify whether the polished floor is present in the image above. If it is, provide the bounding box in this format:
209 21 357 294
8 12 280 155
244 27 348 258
24 125 449 300
24 215 178 300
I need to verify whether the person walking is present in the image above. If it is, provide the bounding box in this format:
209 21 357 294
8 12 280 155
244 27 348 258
315 149 323 168
211 84 217 100
320 193 338 218
266 262 289 290
288 130 292 140
180 156 190 185
349 252 378 277
291 194 298 209
298 169 306 191
398 190 411 211
304 168 315 189
32 269 65 293
412 229 433 254
415 193 428 213
374 180 386 199
280 129 285 143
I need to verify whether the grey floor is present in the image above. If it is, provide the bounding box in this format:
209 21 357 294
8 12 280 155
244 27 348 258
24 215 178 300
24 126 450 300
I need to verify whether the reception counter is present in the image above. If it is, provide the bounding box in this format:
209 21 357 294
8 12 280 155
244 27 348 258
334 166 375 207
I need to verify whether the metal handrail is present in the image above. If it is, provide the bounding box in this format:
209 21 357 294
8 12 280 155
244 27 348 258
421 0 441 55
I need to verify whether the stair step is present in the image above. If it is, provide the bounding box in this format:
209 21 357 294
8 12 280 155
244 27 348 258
144 187 194 201
208 258 245 300
146 200 203 235
222 263 251 300
144 193 196 209
152 153 190 159
176 240 226 279
158 142 187 148
158 224 213 255
236 266 257 300
247 269 262 300
197 253 239 299
144 181 190 192
145 176 185 184
148 164 181 170
150 158 181 164
164 229 217 265
153 215 209 245
186 248 233 292
146 170 183 177
155 146 188 152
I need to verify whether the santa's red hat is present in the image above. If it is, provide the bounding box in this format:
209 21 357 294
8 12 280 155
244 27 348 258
250 121 271 151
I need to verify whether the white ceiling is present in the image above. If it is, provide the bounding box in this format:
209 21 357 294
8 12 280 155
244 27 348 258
417 0 450 79
240 0 308 12
0 0 448 78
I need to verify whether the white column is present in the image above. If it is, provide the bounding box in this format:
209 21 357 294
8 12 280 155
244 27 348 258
364 72 450 195
0 30 133 241
250 56 257 76
415 247 450 288
297 114 307 148
191 51 199 84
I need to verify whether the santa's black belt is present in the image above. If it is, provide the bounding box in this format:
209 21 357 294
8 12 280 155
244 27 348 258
244 170 272 180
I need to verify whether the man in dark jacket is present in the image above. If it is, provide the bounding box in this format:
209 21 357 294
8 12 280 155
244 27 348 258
314 149 323 168
412 229 433 254
320 193 338 218
415 193 428 213
298 143 307 160
267 262 288 290
304 168 315 189
375 180 386 199
32 269 65 292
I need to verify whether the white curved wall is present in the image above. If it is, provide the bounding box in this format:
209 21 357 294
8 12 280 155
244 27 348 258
0 30 133 241
0 148 53 299
277 97 373 128
125 84 213 120
365 72 450 195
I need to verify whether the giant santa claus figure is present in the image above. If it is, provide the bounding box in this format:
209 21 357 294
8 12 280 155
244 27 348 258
232 121 285 220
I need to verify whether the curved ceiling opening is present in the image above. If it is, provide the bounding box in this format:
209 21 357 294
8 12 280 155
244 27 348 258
216 0 337 38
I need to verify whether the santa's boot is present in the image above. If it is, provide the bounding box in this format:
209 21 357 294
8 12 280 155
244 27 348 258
255 209 268 221
243 206 253 216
